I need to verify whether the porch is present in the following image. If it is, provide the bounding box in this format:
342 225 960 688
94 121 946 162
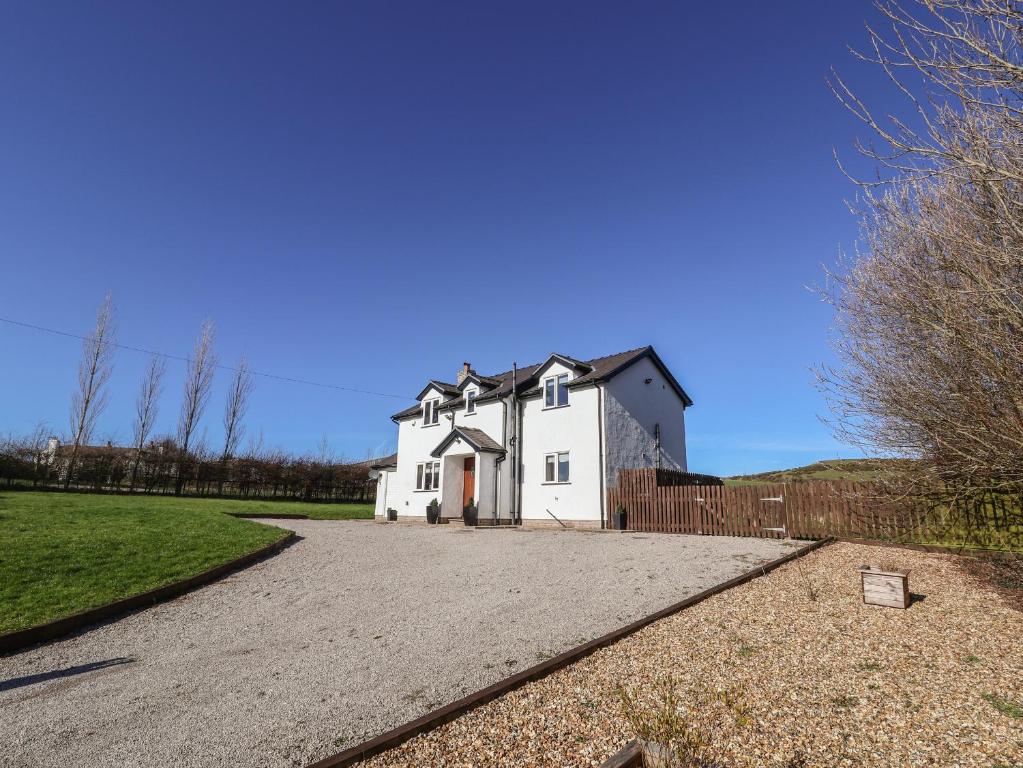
431 426 509 524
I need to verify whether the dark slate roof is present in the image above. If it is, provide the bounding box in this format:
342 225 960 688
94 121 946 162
546 353 592 371
430 426 506 457
391 402 425 420
486 347 649 400
456 373 501 392
517 346 693 406
414 380 460 400
368 453 398 470
391 345 692 420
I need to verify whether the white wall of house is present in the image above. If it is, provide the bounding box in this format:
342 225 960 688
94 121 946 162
392 384 451 518
373 468 396 518
476 452 500 522
603 355 688 487
518 361 602 523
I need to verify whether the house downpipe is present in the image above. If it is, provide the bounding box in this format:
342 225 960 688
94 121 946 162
510 363 520 526
596 383 606 530
495 397 508 525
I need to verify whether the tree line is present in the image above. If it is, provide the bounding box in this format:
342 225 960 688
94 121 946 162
1 297 376 503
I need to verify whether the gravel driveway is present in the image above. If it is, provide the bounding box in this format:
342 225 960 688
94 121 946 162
0 520 799 768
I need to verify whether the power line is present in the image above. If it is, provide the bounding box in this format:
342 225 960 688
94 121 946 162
0 315 413 402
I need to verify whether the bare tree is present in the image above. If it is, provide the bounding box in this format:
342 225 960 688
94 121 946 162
65 294 116 489
820 1 1023 539
219 357 254 494
176 320 217 495
129 354 166 491
316 433 332 464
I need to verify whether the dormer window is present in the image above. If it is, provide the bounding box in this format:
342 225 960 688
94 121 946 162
466 389 477 414
422 398 440 426
543 374 569 408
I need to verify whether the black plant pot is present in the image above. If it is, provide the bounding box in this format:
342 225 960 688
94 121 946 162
615 509 627 530
426 504 440 524
463 505 478 526
387 508 398 522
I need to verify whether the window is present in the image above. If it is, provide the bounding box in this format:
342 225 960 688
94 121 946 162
416 460 441 491
466 389 477 414
422 398 440 426
543 374 569 408
543 451 570 483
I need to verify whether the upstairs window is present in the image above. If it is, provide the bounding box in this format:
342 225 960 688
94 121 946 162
543 374 569 408
544 451 570 483
466 389 477 414
422 398 440 426
416 460 441 491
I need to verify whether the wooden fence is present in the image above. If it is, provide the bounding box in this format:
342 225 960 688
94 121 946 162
607 469 933 541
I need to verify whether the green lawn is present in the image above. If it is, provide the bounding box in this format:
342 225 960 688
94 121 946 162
0 491 369 635
212 498 375 520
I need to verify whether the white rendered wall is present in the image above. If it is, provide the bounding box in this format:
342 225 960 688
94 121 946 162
518 361 602 522
476 452 499 521
373 468 396 518
374 473 386 517
392 384 453 518
602 355 688 487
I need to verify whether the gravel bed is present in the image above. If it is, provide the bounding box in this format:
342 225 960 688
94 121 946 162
358 542 1023 768
0 520 795 768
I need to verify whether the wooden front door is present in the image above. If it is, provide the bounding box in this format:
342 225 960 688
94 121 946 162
462 456 475 510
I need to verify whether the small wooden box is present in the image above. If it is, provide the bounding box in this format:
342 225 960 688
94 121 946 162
859 566 910 609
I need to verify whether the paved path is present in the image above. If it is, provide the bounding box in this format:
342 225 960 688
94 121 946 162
0 520 800 768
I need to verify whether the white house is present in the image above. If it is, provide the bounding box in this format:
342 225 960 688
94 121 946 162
373 345 692 528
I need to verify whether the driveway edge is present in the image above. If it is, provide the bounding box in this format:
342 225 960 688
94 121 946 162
307 536 835 768
0 529 298 656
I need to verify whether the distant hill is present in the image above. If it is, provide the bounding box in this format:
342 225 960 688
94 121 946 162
726 458 911 485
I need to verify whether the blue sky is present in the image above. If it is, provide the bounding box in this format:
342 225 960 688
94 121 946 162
0 1 901 475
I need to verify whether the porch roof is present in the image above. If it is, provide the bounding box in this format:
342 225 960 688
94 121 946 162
430 426 505 458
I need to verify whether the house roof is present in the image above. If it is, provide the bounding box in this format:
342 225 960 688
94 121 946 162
430 426 506 457
391 345 692 420
414 380 461 401
436 396 464 411
456 373 501 391
368 453 398 470
391 402 426 420
518 346 694 407
50 442 136 458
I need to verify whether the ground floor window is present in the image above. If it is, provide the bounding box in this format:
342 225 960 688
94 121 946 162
544 451 569 483
416 460 441 491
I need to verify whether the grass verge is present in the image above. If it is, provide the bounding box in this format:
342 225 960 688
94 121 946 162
0 491 300 634
214 499 375 520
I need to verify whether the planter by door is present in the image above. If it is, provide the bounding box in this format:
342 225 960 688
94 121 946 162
463 503 478 526
426 502 440 524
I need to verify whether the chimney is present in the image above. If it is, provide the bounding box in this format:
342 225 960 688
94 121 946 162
456 361 473 384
